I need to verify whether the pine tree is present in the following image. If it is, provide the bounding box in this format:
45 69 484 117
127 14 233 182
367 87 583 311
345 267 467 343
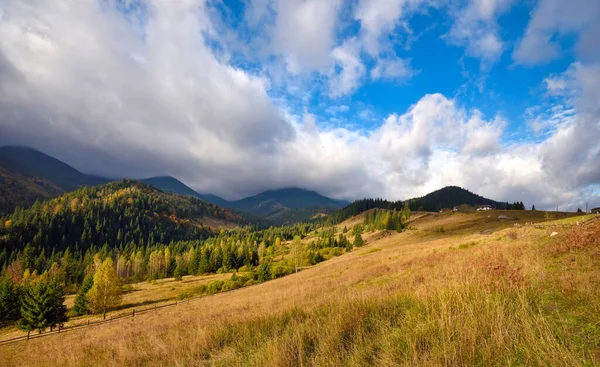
173 264 183 281
531 204 536 211
17 278 66 337
354 232 364 247
87 258 122 319
48 279 67 331
0 277 20 323
72 274 93 316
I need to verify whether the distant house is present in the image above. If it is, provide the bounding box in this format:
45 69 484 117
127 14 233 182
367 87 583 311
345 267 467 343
476 205 492 211
452 206 459 212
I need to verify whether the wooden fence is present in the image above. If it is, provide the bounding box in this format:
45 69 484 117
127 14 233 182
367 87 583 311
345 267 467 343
0 298 194 346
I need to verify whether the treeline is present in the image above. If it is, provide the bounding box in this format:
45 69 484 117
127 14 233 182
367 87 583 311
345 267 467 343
0 216 315 289
0 180 274 278
363 207 411 232
326 198 405 225
504 201 526 210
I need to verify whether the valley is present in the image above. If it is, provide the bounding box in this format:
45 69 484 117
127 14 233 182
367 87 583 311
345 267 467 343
1 209 598 366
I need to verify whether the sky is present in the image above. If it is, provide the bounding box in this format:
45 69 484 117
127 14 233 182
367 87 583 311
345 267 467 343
0 0 599 210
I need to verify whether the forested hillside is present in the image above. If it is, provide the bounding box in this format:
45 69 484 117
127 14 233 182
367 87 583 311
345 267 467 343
326 198 406 224
0 147 109 213
0 180 271 281
0 166 64 215
406 186 503 211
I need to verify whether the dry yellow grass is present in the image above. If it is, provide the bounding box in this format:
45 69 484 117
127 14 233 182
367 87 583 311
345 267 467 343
1 211 598 366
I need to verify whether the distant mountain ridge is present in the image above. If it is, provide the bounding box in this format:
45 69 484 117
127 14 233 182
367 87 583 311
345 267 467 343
228 188 349 225
0 147 349 223
0 146 108 191
140 176 230 207
0 146 110 213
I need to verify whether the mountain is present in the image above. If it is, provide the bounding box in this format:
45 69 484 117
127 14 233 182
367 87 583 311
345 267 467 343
141 176 201 197
140 176 231 207
0 166 63 215
0 179 267 255
230 188 348 225
406 186 503 211
0 146 348 223
0 146 108 191
0 146 110 214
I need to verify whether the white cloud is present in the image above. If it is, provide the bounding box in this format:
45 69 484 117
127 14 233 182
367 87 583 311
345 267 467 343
329 38 366 97
371 55 415 81
272 0 342 73
0 0 598 211
354 0 427 57
513 0 600 65
445 0 514 65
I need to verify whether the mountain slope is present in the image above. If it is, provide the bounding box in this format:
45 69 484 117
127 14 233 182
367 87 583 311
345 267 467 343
406 186 502 211
0 146 110 213
0 180 266 255
230 188 348 224
0 146 108 191
141 176 231 207
0 166 64 214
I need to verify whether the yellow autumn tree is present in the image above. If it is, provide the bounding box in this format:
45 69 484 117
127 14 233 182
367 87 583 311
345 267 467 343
87 258 122 319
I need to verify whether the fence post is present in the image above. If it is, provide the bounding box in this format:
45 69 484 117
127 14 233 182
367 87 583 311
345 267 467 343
133 309 136 317
87 320 90 326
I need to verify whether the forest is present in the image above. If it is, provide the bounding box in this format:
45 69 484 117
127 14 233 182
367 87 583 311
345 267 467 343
0 180 409 334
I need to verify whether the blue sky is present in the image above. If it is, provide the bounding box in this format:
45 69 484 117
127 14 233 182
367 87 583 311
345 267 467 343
0 0 599 210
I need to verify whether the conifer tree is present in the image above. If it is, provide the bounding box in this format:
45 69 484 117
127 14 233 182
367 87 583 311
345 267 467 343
17 277 66 336
354 232 364 247
0 277 20 323
72 274 93 316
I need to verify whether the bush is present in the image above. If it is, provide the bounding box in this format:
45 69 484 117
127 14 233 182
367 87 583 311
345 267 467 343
206 280 224 295
271 264 292 279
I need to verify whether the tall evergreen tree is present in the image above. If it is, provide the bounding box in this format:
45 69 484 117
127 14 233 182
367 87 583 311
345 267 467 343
17 277 66 337
0 277 20 323
354 232 364 247
72 274 93 316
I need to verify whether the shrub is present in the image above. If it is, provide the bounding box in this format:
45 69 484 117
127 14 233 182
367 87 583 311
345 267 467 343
271 264 292 279
206 280 224 295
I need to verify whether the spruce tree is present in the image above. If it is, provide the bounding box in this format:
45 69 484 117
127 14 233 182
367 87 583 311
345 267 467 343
18 281 54 337
48 279 67 331
354 232 364 247
0 277 20 323
72 274 93 316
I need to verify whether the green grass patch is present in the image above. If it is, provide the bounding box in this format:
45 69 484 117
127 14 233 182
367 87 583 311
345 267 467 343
359 248 382 256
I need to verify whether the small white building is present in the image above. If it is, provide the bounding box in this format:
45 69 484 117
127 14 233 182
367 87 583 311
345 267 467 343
477 205 492 211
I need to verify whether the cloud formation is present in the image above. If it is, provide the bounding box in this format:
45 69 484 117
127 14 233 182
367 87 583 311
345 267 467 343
0 0 598 210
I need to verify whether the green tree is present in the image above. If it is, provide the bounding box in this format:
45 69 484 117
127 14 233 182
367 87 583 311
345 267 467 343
0 277 20 323
17 277 66 337
531 204 536 211
87 258 122 320
173 264 183 281
71 274 93 316
353 232 364 247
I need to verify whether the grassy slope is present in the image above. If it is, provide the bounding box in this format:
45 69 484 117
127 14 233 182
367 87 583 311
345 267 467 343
2 211 599 366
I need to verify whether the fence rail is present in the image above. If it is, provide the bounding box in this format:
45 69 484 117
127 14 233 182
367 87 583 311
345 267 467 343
0 299 193 347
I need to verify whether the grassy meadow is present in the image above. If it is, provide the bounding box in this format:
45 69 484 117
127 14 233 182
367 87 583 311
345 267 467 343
1 210 599 366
